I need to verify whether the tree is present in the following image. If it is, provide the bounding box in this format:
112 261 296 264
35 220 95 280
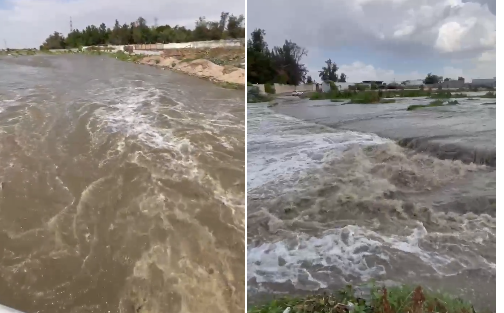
423 73 443 84
318 59 338 81
247 29 308 85
226 14 245 39
458 76 465 81
41 31 66 49
338 73 347 82
444 77 451 82
271 40 308 85
40 13 244 49
306 76 313 84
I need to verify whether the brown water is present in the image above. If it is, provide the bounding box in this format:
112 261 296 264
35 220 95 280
0 55 245 313
247 100 495 311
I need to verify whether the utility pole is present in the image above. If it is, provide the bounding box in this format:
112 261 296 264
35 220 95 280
70 16 73 32
3 39 7 49
154 17 158 28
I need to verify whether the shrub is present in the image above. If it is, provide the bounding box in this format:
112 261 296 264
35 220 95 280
248 86 272 103
264 83 276 94
407 100 444 111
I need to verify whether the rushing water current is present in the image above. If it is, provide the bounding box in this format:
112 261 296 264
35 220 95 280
247 96 495 311
0 55 245 313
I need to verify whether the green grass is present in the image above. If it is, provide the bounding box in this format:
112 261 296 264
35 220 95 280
249 284 485 313
430 92 467 99
446 100 459 105
307 89 469 103
217 82 243 90
330 99 345 102
407 100 445 111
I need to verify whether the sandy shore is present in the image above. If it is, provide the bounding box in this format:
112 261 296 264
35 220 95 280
138 55 244 87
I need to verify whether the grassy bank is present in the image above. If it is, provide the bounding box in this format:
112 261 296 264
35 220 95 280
308 89 494 104
249 284 490 313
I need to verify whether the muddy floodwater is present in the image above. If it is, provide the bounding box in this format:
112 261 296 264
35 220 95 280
247 96 495 311
0 55 245 313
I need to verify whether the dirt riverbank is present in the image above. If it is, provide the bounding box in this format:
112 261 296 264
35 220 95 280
138 47 245 87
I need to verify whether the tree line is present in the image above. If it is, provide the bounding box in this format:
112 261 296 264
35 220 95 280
422 74 465 85
40 13 245 50
247 29 308 85
247 29 351 86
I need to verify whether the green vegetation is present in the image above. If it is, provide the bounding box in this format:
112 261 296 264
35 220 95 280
350 91 381 104
431 92 467 99
330 99 345 102
318 59 347 82
264 83 276 94
407 100 445 111
249 284 485 313
40 13 244 50
0 49 37 56
248 86 273 103
216 82 243 90
447 100 459 105
247 29 308 85
481 92 496 98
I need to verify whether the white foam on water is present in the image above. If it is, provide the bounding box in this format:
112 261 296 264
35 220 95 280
248 225 388 289
247 222 495 290
247 104 390 190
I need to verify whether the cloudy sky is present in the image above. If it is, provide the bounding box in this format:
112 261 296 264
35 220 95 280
248 0 496 83
0 0 244 49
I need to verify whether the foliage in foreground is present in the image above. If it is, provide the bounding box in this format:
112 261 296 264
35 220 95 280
249 284 485 313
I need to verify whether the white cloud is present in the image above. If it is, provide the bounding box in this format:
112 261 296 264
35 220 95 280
308 61 421 83
249 0 495 81
0 0 244 48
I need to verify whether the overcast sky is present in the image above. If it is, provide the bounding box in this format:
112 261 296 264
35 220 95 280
248 0 496 83
0 0 244 49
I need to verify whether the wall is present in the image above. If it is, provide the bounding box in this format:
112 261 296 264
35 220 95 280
273 83 316 94
441 80 465 89
161 39 244 50
321 81 353 92
249 84 266 94
75 39 244 53
472 78 496 88
249 83 315 94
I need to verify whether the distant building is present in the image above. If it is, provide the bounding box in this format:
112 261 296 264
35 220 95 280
361 80 384 85
471 78 496 88
403 79 424 87
321 81 353 92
